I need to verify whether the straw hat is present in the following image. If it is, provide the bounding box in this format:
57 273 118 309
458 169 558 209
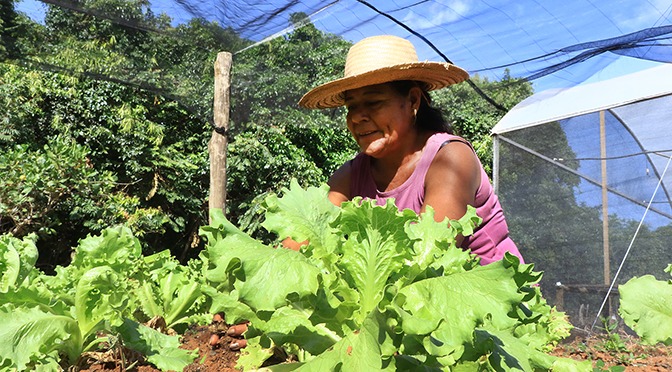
298 35 469 109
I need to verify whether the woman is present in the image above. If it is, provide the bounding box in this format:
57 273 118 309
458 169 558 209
298 34 523 265
228 34 523 350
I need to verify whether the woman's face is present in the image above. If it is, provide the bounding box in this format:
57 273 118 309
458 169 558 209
344 83 416 158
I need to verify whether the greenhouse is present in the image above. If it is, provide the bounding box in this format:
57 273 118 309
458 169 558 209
2 0 672 370
492 63 672 326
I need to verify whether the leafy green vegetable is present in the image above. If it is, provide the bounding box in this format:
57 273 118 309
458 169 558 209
74 266 128 337
201 180 587 371
0 226 202 370
0 305 80 370
0 234 39 293
117 318 200 371
0 263 125 369
136 250 206 329
619 265 672 345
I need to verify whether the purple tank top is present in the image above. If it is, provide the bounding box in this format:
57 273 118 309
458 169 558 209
350 132 523 265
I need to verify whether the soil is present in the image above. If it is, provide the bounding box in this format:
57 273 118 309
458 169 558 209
75 323 672 372
549 328 672 371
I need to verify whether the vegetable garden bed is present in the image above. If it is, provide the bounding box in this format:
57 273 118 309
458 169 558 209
75 325 672 371
2 182 671 371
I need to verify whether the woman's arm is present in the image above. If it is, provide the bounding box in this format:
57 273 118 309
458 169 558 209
327 161 352 207
423 141 481 246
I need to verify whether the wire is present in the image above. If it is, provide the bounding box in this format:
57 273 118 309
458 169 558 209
590 152 672 331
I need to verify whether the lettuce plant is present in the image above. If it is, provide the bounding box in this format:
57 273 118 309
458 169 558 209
0 227 200 371
619 264 672 345
201 180 588 371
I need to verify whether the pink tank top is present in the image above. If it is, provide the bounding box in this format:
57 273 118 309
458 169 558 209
350 132 523 265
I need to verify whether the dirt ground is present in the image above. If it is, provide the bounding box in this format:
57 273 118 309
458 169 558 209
549 328 672 371
76 323 672 372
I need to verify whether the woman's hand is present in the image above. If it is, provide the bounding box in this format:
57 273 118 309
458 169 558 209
223 238 305 351
281 237 308 251
227 322 249 350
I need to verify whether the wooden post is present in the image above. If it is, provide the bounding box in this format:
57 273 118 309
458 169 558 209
209 52 232 222
599 110 610 286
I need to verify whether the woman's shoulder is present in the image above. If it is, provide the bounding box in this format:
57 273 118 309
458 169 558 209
427 133 481 187
420 132 474 164
329 158 354 186
428 131 469 146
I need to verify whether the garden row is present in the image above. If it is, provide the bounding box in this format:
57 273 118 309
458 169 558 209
1 181 670 371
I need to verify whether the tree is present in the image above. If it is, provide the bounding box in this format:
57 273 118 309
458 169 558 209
0 0 17 60
230 14 350 129
0 0 248 264
1 5 360 263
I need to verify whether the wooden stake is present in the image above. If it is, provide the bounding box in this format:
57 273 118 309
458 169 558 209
600 110 610 286
209 52 232 222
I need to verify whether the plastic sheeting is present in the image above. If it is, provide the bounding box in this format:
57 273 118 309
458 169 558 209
16 0 672 92
493 63 672 225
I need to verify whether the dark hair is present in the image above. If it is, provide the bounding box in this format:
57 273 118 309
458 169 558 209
388 80 453 134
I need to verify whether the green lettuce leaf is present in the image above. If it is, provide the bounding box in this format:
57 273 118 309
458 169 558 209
259 310 396 372
203 286 257 325
117 318 198 371
262 306 341 355
619 274 672 345
206 241 321 312
69 225 142 272
335 198 416 323
261 179 340 253
202 181 573 370
404 206 480 279
45 226 144 301
0 305 82 370
136 250 204 328
468 326 591 371
75 266 128 338
394 261 523 361
0 234 39 292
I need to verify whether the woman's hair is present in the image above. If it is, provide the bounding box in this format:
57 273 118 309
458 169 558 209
389 80 453 134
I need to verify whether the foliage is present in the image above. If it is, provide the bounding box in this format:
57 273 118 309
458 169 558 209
0 136 110 236
226 123 325 238
200 181 587 371
225 19 358 237
1 6 362 262
619 264 672 345
230 16 350 130
497 118 672 316
595 317 628 352
0 227 206 370
0 136 169 253
0 2 225 259
226 115 357 238
496 121 611 309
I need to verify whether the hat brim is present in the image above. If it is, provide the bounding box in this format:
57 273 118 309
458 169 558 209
298 62 469 109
